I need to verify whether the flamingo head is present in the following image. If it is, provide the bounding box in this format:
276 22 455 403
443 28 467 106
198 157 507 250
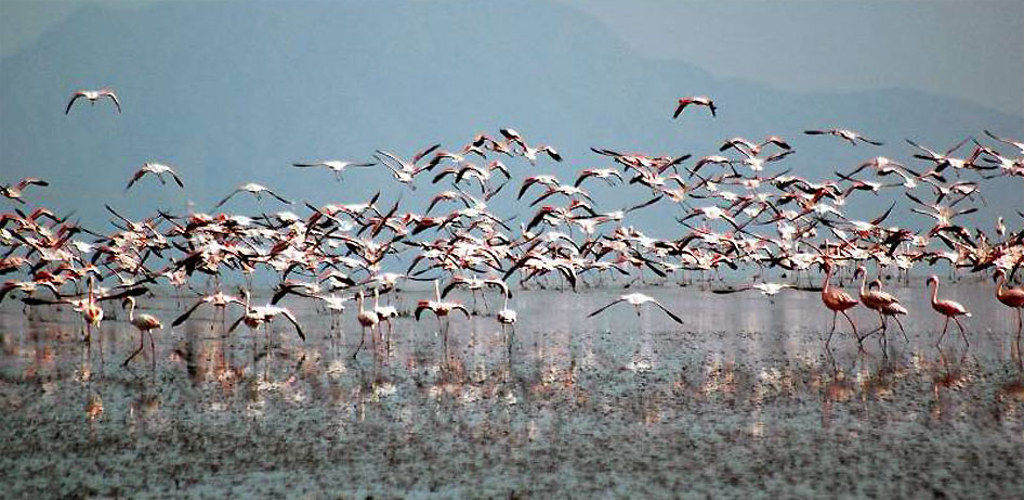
926 275 939 287
854 265 866 278
993 268 1005 282
121 296 136 311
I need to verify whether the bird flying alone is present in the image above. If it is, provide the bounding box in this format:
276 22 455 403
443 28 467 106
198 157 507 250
589 293 685 324
125 162 185 191
65 88 121 115
674 96 717 118
215 183 291 209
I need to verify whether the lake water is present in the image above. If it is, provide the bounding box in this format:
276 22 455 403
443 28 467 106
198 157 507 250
1 283 1022 498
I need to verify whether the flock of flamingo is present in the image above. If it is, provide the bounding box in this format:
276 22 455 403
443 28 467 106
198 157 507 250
2 89 1024 371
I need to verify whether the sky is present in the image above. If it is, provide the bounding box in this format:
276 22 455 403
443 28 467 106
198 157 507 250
0 0 1020 244
3 0 1022 117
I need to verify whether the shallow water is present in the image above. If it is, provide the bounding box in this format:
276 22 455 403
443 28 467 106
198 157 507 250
1 283 1023 498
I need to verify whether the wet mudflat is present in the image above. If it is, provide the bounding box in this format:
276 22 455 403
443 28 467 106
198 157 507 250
1 283 1023 498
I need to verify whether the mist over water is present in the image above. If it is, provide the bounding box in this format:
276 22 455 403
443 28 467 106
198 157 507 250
2 284 1022 497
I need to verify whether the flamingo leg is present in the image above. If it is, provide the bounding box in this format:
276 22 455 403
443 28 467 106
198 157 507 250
894 317 909 344
826 311 838 348
352 326 366 359
124 331 145 367
937 317 950 345
841 310 858 339
149 330 157 372
953 317 968 348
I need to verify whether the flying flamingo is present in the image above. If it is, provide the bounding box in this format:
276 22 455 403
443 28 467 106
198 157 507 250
125 162 185 191
673 96 717 118
415 281 470 360
820 261 859 347
927 275 971 347
993 269 1024 348
65 88 121 114
121 296 164 370
291 160 375 182
588 293 684 324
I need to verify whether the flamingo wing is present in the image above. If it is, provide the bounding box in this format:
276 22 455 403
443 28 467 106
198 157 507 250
104 92 122 113
650 299 685 324
588 297 626 318
64 92 84 115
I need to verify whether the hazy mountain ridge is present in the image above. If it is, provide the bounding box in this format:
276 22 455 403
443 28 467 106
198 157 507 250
1 0 1021 236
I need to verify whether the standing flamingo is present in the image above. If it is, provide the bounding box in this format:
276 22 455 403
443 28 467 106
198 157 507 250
352 290 379 358
496 294 517 353
993 269 1024 348
820 261 859 347
122 297 164 370
927 275 971 347
854 266 909 344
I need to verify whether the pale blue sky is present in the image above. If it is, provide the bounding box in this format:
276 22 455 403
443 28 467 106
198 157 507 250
3 0 1022 116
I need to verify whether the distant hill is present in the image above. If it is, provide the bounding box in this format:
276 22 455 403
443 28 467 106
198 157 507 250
2 0 1021 237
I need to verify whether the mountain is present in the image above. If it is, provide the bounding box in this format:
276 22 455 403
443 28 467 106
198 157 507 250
2 0 1021 237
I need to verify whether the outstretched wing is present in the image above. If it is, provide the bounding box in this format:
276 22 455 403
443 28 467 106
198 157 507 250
104 92 122 113
172 299 206 327
650 299 685 324
65 93 84 115
279 309 305 342
587 297 626 318
215 189 242 208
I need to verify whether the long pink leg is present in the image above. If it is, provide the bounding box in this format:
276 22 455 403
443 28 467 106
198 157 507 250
842 310 858 338
954 317 968 348
937 317 950 345
826 311 838 348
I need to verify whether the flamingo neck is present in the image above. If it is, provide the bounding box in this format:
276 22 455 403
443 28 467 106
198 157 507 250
930 280 939 306
822 265 832 295
127 301 135 322
996 273 1006 299
858 271 867 297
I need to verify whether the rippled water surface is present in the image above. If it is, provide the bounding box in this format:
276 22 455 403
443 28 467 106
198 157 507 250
2 283 1023 498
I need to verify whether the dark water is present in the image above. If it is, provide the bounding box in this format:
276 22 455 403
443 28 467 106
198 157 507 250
1 283 1022 498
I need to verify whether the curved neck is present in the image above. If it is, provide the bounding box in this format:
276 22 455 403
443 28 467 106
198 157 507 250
822 265 833 295
858 271 867 297
930 279 939 306
996 273 1007 298
127 301 135 322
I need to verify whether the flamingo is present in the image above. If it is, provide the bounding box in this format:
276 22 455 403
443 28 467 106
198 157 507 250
125 162 185 191
291 160 375 182
804 128 883 146
65 88 121 114
0 178 49 203
373 288 399 352
820 261 859 347
215 183 291 208
588 293 684 324
993 269 1024 346
673 96 717 118
121 297 164 369
415 281 470 358
228 290 305 374
927 275 971 347
854 266 909 344
496 294 517 353
352 290 379 358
